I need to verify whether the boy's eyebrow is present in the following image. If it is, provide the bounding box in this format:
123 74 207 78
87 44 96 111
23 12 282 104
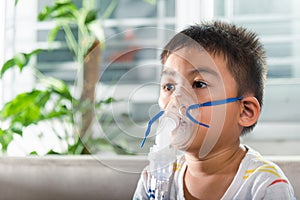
161 66 220 78
161 68 176 76
188 66 219 78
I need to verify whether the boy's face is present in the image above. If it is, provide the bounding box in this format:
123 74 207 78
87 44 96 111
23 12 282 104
159 47 242 157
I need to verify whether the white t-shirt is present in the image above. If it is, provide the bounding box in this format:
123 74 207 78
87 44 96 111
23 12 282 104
133 146 296 200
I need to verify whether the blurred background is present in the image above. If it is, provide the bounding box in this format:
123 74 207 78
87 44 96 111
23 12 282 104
0 0 299 156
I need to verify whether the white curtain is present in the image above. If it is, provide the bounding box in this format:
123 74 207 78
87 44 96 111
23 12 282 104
0 0 37 106
0 0 16 106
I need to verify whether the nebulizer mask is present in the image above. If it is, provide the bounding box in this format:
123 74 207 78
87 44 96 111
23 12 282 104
140 71 242 199
140 74 198 200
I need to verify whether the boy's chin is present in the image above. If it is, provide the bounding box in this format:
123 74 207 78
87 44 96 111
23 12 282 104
170 126 195 151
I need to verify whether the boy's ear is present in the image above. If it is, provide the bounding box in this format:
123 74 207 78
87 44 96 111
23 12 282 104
238 96 261 127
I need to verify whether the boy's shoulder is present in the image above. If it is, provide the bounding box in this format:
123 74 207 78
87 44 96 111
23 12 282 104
226 145 296 199
242 145 287 180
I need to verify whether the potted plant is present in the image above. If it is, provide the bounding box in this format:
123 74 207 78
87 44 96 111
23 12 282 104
0 0 131 155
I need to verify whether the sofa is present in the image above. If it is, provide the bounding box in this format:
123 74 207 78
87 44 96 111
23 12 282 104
0 155 299 200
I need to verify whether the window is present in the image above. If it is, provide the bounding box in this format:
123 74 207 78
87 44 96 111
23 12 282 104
0 0 16 105
213 0 300 154
2 0 177 154
36 0 176 85
2 0 299 155
0 0 37 105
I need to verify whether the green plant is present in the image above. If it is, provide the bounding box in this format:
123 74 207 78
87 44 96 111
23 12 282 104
38 0 118 138
0 0 131 155
37 0 117 63
0 51 119 154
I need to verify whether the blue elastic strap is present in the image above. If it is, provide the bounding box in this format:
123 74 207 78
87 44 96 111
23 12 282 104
186 97 243 128
140 110 164 148
140 97 243 148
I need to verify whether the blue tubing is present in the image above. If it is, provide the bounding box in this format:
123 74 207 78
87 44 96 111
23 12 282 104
140 110 165 148
140 97 243 148
186 97 243 128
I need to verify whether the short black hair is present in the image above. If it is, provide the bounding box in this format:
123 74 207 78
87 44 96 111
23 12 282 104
161 21 267 135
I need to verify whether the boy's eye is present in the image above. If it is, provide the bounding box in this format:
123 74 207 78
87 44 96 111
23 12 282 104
192 81 207 88
163 83 176 92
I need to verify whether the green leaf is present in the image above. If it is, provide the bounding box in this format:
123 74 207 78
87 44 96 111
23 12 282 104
113 144 136 155
0 128 14 151
87 21 105 47
48 25 60 43
10 122 23 135
14 49 42 71
38 1 77 21
14 53 27 69
0 90 44 126
101 0 119 20
0 49 42 78
95 97 117 109
85 9 97 25
14 0 19 6
35 90 51 107
46 107 69 119
29 151 38 155
0 92 35 117
0 58 15 78
38 6 52 21
101 97 117 104
46 149 61 155
41 77 73 100
26 49 42 58
68 138 85 155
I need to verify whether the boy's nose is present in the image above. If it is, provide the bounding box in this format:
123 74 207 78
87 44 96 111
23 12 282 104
169 95 181 109
167 90 186 114
165 84 197 117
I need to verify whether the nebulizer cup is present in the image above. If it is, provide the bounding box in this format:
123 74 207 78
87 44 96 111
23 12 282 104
145 83 198 199
147 108 178 199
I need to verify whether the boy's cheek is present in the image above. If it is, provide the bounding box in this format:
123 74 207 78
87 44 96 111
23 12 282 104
196 107 211 121
158 96 168 110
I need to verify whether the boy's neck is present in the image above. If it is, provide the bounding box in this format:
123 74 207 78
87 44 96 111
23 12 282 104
184 143 247 176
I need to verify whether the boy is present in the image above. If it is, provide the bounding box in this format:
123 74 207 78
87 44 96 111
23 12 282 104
133 21 295 199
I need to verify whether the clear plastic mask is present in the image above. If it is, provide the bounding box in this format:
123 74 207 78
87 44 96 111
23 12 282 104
140 41 243 158
141 69 242 151
141 71 199 150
